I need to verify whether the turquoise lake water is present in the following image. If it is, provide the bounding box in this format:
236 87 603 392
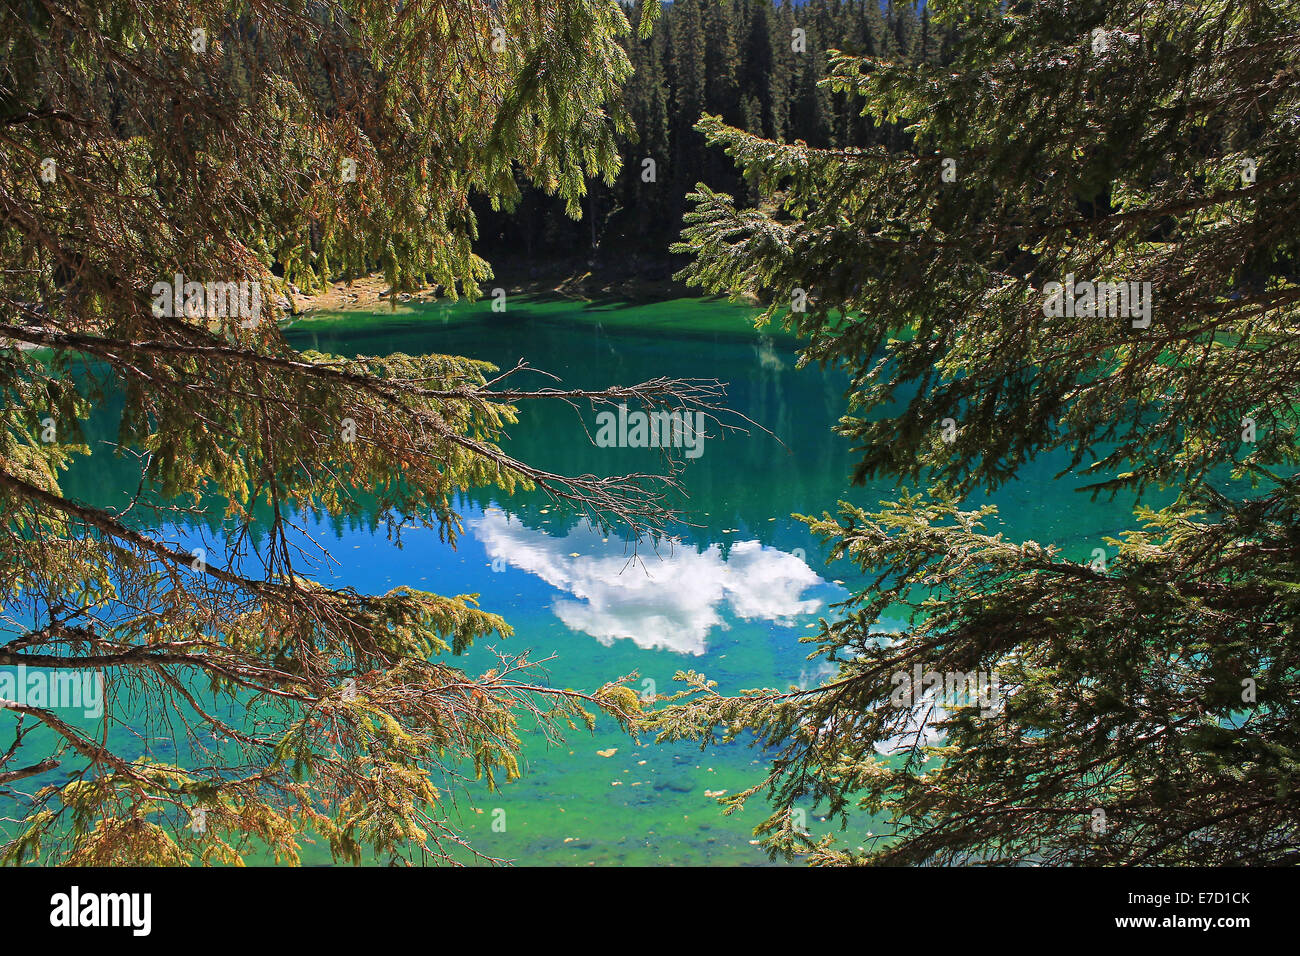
7 296 1154 865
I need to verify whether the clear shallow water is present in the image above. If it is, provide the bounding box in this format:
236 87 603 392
10 296 1153 865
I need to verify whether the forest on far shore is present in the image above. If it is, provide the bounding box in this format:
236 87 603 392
473 0 949 280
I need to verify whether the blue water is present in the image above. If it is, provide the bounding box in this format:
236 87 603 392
4 296 1154 865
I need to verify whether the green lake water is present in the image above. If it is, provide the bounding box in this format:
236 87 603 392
9 296 1154 865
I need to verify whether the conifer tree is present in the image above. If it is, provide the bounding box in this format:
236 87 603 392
473 1 937 261
0 0 706 865
666 0 1300 865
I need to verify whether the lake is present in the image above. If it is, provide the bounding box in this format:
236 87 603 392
22 295 1151 865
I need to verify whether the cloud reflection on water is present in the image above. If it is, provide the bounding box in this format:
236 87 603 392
470 510 827 655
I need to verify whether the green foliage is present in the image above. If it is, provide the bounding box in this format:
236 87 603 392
0 0 664 866
662 0 1300 865
474 0 948 267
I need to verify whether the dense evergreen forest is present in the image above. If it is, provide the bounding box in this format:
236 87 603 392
474 0 951 279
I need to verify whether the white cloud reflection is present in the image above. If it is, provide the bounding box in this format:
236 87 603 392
470 511 827 655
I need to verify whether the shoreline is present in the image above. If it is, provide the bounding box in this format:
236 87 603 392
288 259 760 316
289 267 715 316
